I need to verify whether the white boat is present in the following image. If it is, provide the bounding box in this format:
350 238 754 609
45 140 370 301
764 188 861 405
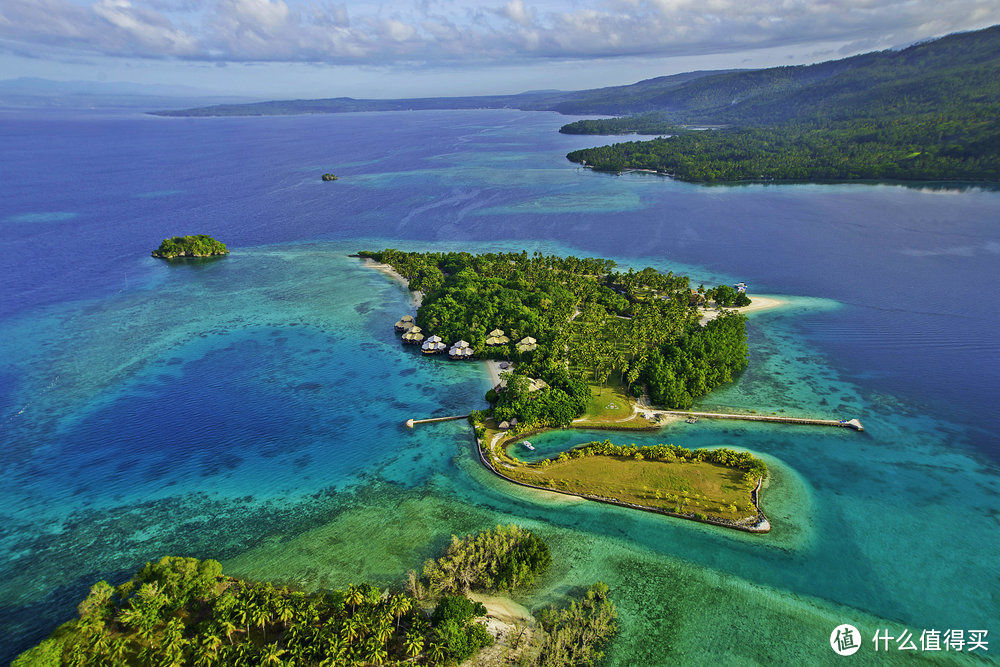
522 441 535 451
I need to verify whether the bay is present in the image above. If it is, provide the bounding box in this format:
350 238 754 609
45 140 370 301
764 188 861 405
1 108 997 663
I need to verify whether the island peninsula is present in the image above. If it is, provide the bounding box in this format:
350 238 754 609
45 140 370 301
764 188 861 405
360 250 806 532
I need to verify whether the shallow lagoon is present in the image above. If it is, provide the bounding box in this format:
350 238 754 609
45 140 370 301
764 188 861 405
1 108 998 663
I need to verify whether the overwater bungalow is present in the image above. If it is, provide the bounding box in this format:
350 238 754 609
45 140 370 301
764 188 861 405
485 328 511 346
449 340 474 360
422 335 446 354
394 315 416 332
401 326 425 345
515 336 537 353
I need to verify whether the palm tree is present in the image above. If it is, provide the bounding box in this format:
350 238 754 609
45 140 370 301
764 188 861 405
261 644 288 665
389 594 411 629
428 641 446 664
346 584 364 614
404 632 424 659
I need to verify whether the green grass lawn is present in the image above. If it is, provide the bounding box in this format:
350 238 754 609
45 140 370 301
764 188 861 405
581 381 634 422
514 456 757 521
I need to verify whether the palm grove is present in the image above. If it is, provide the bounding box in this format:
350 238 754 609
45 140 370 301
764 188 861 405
15 526 617 666
360 250 750 428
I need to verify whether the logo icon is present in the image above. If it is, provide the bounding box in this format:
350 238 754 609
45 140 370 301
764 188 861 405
831 624 861 656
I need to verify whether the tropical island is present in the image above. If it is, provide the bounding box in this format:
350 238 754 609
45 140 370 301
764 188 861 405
360 250 784 530
15 526 618 666
322 173 338 181
151 235 229 259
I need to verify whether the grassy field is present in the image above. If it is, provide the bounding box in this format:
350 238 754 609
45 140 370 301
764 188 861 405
513 455 757 521
581 381 634 422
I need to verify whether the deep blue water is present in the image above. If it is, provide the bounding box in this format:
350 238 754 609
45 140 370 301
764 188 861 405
1 107 998 663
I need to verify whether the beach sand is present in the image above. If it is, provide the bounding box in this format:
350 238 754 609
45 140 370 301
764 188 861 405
362 258 423 307
700 294 787 325
483 360 504 387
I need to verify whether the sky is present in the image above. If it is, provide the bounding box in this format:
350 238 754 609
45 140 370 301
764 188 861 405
1 0 998 98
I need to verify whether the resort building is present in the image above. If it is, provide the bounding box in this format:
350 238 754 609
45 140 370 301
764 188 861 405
394 314 415 332
515 336 538 353
449 340 474 359
401 326 424 345
485 329 511 346
422 335 446 354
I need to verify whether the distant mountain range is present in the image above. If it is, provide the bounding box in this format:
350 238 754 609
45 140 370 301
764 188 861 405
154 24 1000 124
0 78 255 110
150 70 737 117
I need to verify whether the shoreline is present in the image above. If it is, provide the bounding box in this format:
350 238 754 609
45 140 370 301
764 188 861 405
475 429 771 533
699 294 787 325
483 359 504 387
361 257 423 307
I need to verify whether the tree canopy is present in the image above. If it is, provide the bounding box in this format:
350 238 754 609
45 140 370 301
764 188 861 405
152 235 229 259
362 249 750 426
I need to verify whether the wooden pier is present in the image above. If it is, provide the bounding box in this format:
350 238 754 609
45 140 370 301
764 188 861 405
662 410 864 431
405 414 470 428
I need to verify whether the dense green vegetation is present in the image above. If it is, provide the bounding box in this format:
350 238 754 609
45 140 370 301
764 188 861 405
16 529 616 666
321 173 338 181
566 115 1000 182
419 525 551 596
563 26 1000 183
561 440 768 485
530 583 617 666
361 249 750 426
152 235 229 259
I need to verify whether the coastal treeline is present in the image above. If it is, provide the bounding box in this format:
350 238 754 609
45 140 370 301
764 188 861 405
15 530 616 666
554 440 768 485
151 235 229 259
529 583 618 666
419 525 551 595
561 26 1000 183
361 249 750 427
566 114 1000 183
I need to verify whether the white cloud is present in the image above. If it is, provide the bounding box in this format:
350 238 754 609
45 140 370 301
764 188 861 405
0 0 996 65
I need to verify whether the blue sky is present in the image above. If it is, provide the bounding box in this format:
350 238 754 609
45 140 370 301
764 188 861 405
1 0 998 98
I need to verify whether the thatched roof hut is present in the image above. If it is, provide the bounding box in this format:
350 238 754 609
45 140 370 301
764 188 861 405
527 378 549 392
486 328 511 346
515 336 538 352
421 339 446 354
394 315 416 332
401 331 425 345
448 340 473 359
498 421 510 430
498 361 512 370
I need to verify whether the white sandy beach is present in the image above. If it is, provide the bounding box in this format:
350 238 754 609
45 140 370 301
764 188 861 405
699 294 787 325
362 258 423 307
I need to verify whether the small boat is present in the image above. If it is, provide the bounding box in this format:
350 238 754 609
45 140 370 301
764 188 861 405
521 441 535 451
685 417 698 424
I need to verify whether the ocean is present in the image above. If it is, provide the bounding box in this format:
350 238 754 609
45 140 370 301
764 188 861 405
1 107 998 664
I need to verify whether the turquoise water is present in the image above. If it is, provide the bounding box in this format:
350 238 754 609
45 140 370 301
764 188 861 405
1 108 998 663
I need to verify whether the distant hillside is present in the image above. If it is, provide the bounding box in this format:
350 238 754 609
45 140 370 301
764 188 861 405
563 26 1000 184
562 25 1000 131
0 78 256 110
150 70 736 117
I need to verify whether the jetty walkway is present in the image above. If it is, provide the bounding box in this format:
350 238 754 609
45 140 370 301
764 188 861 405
405 414 470 428
661 410 864 431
